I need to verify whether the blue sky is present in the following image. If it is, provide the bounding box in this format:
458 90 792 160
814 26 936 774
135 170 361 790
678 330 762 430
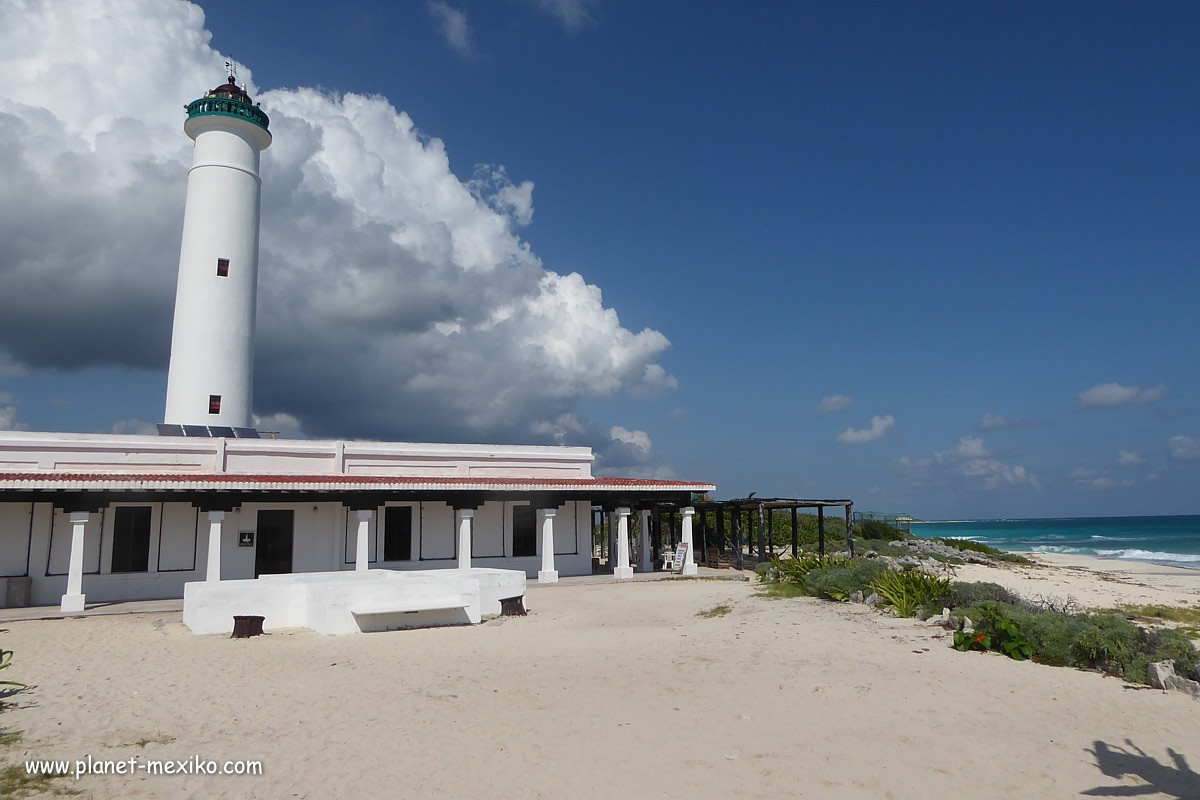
1 0 1198 519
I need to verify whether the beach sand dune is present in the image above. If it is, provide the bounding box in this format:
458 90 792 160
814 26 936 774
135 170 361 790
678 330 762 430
2 564 1198 799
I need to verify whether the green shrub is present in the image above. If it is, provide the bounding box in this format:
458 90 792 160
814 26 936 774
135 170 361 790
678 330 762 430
870 569 952 618
803 561 888 601
1010 608 1092 667
773 554 854 587
1126 627 1200 684
754 561 777 582
948 581 1025 610
934 537 1000 555
954 611 1033 660
855 539 912 557
856 520 908 541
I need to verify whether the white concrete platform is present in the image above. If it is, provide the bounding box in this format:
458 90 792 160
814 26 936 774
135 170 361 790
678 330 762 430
182 568 526 635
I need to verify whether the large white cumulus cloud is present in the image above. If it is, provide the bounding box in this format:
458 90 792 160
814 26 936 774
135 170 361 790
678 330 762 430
0 0 675 457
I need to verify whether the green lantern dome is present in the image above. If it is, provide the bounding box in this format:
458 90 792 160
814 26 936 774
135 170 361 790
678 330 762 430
185 73 269 132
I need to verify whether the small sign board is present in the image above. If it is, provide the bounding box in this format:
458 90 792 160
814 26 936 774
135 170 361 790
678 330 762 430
671 543 688 573
238 531 255 547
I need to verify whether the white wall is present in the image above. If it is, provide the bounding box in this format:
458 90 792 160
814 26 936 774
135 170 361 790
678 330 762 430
13 497 599 606
0 503 31 577
0 431 595 479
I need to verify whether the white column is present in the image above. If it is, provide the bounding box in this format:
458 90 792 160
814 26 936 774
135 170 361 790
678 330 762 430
638 509 652 573
681 506 698 576
456 508 474 570
538 508 558 584
205 510 225 582
60 511 89 613
355 509 373 572
607 511 617 568
614 507 633 580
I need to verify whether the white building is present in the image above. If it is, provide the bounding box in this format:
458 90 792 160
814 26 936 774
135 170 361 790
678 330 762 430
0 74 713 615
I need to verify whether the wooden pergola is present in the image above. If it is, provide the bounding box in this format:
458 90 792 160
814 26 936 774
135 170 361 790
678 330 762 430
690 496 855 570
593 496 855 573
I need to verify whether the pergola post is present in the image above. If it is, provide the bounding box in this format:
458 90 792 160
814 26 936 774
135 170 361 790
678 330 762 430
818 506 826 557
538 508 558 583
756 502 766 561
60 511 89 613
790 506 798 557
638 509 652 573
613 507 633 579
456 508 474 570
733 510 744 571
680 507 698 576
354 509 373 572
845 503 855 558
205 510 225 582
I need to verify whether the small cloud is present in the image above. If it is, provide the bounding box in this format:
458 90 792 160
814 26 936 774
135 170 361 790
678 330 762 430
530 413 586 444
1078 382 1167 408
0 404 22 431
253 412 305 439
429 1 473 57
531 0 596 31
977 412 1011 430
1167 435 1200 461
669 407 688 420
1117 449 1143 465
962 459 1039 489
953 436 988 458
975 412 1049 431
897 454 932 472
818 394 854 413
1121 478 1136 487
1146 472 1160 481
1075 476 1115 489
610 425 651 455
836 415 894 444
1070 466 1099 479
111 419 157 435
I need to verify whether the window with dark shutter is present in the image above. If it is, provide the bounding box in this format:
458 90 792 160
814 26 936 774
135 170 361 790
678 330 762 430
512 505 536 557
111 506 152 573
384 506 412 561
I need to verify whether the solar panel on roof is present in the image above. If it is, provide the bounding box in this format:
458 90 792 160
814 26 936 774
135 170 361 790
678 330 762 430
207 426 235 438
232 427 260 439
156 423 185 437
182 425 210 437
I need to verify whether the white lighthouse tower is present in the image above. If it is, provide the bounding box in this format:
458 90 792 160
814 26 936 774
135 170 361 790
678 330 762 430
163 69 271 428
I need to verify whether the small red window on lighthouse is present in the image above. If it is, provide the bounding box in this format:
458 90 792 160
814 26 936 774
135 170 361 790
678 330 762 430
208 395 222 415
216 258 230 277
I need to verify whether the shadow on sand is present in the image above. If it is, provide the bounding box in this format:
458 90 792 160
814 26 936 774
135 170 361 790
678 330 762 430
1083 740 1200 797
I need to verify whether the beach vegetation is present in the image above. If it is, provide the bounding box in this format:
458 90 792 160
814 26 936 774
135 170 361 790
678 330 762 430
755 582 809 599
869 569 951 618
932 538 1034 565
1109 604 1200 639
696 604 732 619
856 519 908 541
0 648 23 690
802 561 889 602
771 553 853 587
0 763 79 798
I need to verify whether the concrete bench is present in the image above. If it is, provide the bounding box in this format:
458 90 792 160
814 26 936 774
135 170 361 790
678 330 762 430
351 598 470 617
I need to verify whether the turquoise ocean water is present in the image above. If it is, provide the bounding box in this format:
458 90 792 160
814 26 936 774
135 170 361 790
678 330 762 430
910 515 1200 570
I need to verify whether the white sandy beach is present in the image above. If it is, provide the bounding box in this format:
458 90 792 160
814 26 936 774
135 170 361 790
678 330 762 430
1 554 1198 799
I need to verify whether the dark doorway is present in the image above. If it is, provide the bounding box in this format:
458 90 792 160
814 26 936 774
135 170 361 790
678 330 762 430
255 510 294 577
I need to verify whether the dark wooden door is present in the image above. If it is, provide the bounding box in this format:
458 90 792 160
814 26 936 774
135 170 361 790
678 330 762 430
254 510 294 577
